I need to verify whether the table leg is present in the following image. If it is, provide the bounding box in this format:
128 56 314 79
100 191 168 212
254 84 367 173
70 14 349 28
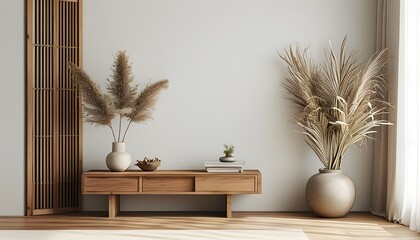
226 194 232 218
109 195 120 218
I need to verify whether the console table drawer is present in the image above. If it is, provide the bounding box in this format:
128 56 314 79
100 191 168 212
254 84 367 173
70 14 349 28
84 177 138 192
195 176 256 192
143 177 194 192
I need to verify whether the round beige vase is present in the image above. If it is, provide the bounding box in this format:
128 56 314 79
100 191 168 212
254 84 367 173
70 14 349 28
106 142 131 172
305 169 355 218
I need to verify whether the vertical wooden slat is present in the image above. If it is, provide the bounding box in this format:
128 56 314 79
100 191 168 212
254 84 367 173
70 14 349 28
61 0 65 208
40 0 46 209
35 0 39 210
66 2 70 208
37 42 40 208
48 0 52 209
62 0 66 208
73 3 77 208
69 1 73 208
38 0 43 211
61 0 64 210
46 0 49 210
45 0 49 210
68 1 72 208
61 1 64 208
62 0 65 209
56 0 60 209
53 0 59 211
69 2 73 207
65 0 69 208
78 0 83 211
43 0 47 210
63 0 67 208
40 0 44 209
71 1 74 207
71 2 75 207
57 0 61 209
26 0 34 216
75 0 79 207
45 0 48 210
36 0 39 210
64 0 67 208
47 0 50 207
44 0 47 211
38 0 42 211
41 0 45 210
34 5 37 212
62 0 65 208
47 0 51 209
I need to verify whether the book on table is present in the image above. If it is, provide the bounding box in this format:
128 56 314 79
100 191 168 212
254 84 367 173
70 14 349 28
206 167 244 173
205 161 245 173
204 161 245 168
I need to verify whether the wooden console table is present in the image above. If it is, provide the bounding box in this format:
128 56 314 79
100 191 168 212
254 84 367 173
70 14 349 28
82 170 261 218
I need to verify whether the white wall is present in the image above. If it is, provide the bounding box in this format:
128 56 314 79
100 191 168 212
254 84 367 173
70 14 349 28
0 0 25 216
82 0 378 211
0 0 378 215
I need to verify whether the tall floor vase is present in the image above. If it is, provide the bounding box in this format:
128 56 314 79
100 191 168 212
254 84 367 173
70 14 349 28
305 169 355 218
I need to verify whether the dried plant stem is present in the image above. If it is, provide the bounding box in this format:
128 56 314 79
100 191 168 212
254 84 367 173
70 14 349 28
107 124 117 142
121 119 132 142
117 114 122 142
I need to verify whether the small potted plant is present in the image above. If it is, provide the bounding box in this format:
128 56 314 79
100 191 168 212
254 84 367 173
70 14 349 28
219 144 236 162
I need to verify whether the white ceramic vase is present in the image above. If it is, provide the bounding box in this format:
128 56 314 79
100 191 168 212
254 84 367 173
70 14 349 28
106 142 131 172
305 169 355 218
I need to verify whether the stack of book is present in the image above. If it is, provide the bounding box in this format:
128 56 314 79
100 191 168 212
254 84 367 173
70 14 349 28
205 161 245 173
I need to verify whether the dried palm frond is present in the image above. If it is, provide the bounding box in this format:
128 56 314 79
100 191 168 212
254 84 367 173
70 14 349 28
281 37 391 170
107 51 137 112
68 62 116 126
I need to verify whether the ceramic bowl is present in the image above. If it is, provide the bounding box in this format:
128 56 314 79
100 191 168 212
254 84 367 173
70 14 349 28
135 158 161 171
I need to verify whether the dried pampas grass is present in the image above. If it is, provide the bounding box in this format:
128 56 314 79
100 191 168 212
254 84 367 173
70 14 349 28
69 51 169 142
68 62 116 126
107 51 137 112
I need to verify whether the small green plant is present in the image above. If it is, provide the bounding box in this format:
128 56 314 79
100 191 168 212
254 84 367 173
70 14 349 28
223 144 235 157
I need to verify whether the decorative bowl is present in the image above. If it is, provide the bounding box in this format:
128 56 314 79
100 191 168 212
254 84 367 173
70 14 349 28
135 157 161 171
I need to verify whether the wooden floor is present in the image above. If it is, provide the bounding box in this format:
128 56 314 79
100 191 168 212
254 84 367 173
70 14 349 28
0 212 418 239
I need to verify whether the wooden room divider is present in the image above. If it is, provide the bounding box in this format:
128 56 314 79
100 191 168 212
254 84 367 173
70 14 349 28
26 0 83 216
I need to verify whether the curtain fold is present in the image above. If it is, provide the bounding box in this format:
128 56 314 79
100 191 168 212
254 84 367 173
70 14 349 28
372 0 420 232
371 0 400 217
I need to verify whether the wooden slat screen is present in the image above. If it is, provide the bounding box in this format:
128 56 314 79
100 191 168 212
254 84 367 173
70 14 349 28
26 0 82 216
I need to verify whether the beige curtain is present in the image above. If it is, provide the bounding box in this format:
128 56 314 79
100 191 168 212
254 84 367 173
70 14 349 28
371 0 400 217
373 0 420 232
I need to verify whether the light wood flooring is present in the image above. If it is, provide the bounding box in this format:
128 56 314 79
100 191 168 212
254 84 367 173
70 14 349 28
0 212 418 239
